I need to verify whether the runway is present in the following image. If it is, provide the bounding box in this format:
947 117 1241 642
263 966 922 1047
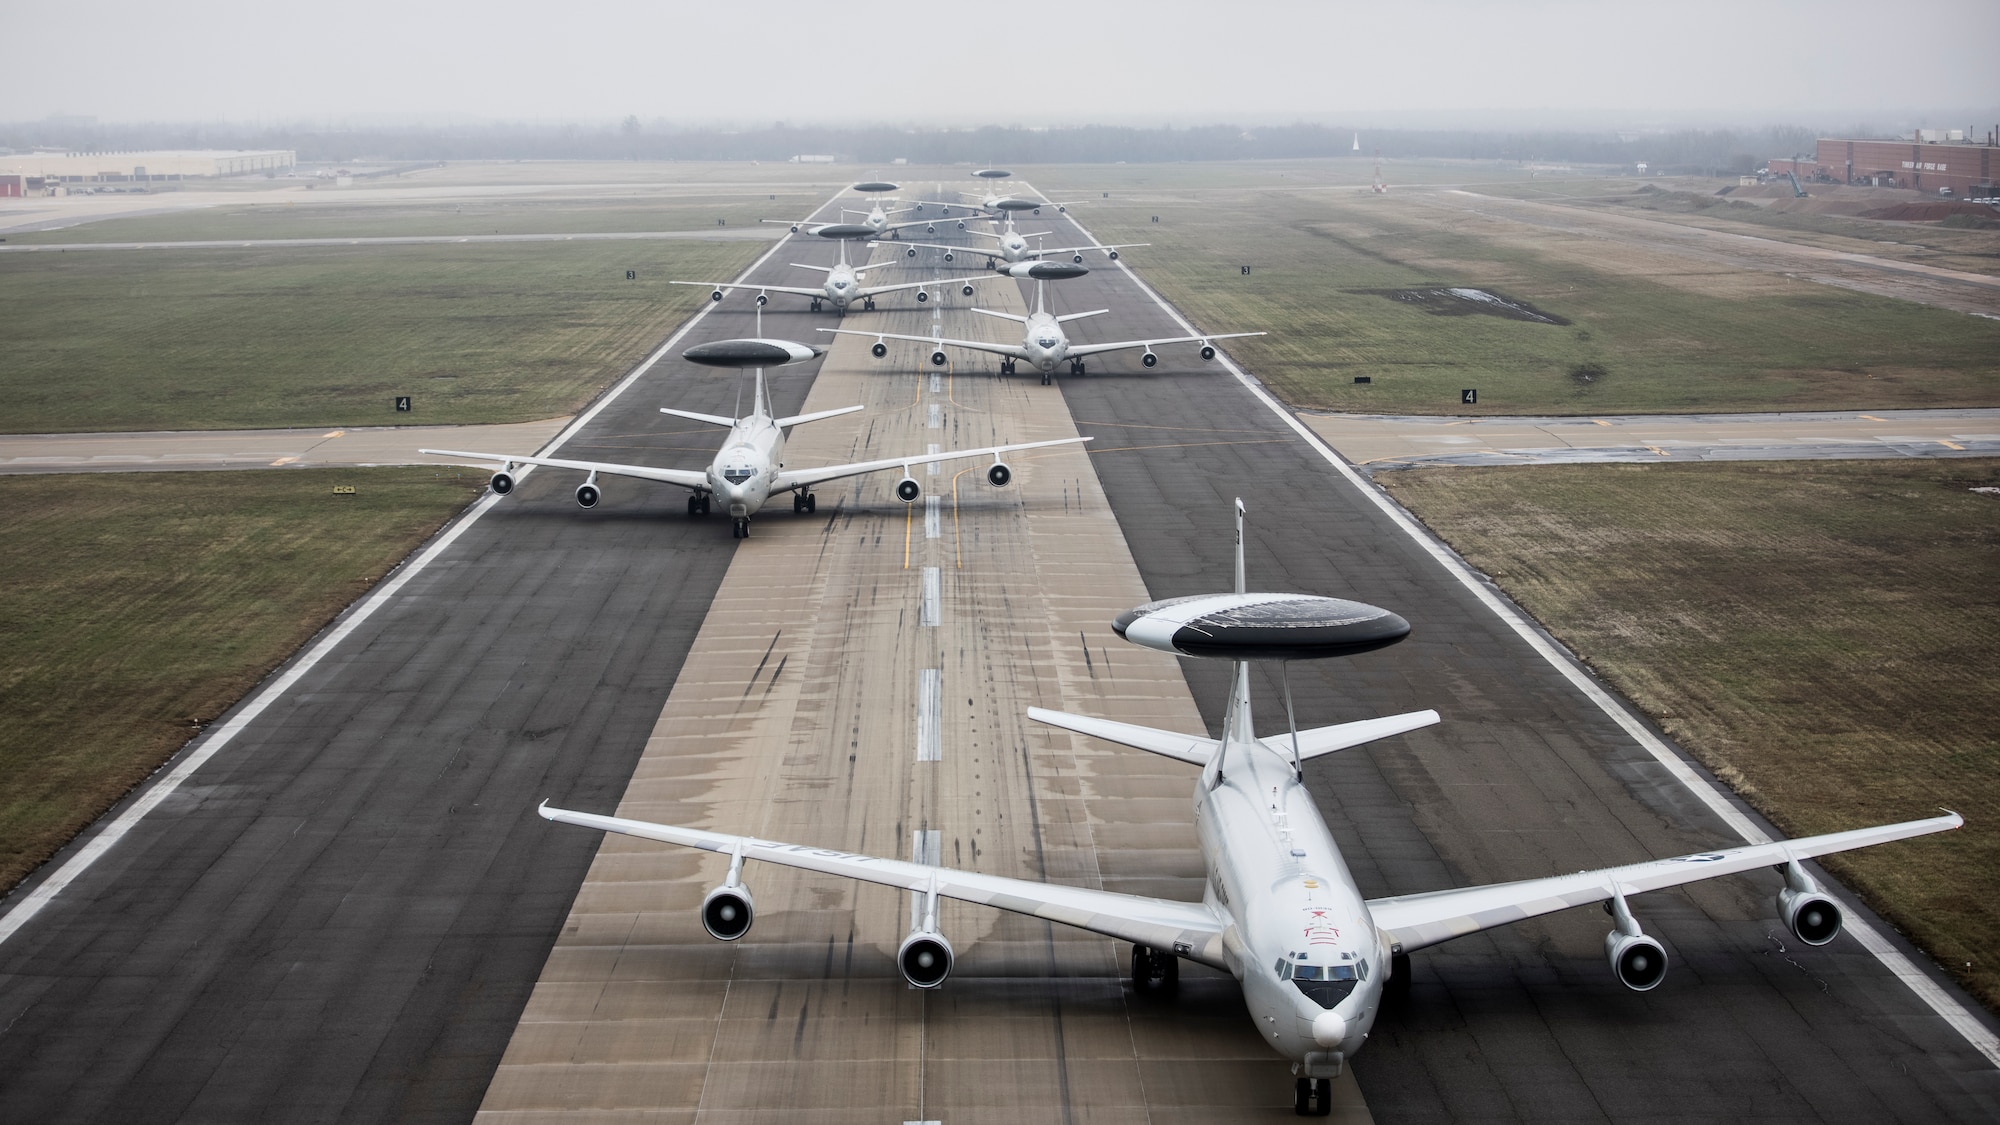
1303 408 2000 469
0 181 1994 1122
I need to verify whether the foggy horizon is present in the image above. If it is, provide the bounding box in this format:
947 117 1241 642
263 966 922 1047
5 0 1996 133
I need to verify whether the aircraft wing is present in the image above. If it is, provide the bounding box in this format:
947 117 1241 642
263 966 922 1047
419 448 709 491
773 436 1088 491
1037 242 1149 256
538 803 1231 968
877 241 990 257
821 327 1028 362
1066 331 1267 360
1367 811 1962 954
856 275 993 298
670 280 827 300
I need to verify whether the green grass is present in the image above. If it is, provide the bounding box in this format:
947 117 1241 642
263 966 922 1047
0 238 764 432
0 468 485 892
1078 188 2000 414
1379 459 2000 1011
8 196 820 243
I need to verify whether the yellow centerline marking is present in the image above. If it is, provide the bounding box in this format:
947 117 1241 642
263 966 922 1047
270 456 299 466
1593 419 1612 427
951 466 975 570
1860 414 1887 422
1646 445 1670 456
1940 439 1966 450
322 430 345 438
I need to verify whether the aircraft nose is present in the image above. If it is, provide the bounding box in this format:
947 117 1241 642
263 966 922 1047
1312 1011 1347 1048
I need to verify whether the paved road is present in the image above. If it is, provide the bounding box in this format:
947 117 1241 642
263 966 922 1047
1303 408 2000 470
0 420 574 474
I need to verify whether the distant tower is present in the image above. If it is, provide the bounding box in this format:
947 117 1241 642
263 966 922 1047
1352 132 1361 153
1373 148 1386 193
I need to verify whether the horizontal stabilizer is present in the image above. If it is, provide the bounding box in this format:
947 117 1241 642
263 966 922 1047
970 307 1029 324
774 404 866 428
1028 707 1216 766
659 407 736 427
1263 709 1441 761
1054 309 1111 323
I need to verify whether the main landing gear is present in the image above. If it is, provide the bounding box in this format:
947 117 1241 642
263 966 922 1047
732 517 751 539
1130 944 1178 996
810 298 823 312
1295 1077 1333 1117
999 358 1016 377
791 490 818 514
863 296 877 311
686 494 711 517
1067 358 1087 377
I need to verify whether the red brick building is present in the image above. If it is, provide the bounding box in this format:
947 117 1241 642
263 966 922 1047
1787 134 2000 197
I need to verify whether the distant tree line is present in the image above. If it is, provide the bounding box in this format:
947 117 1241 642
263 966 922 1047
0 120 1826 176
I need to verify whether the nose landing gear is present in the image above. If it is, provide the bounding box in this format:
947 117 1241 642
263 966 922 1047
1294 1076 1333 1117
732 518 751 539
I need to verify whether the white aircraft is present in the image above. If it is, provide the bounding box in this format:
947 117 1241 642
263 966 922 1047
672 238 999 314
536 500 1962 1115
827 278 1266 384
422 335 1086 539
764 199 945 240
888 215 1147 270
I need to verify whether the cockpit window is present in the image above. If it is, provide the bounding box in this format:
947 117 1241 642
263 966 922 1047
1037 336 1059 348
1276 958 1368 1008
723 468 753 484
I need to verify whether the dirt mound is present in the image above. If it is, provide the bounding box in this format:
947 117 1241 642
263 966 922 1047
1859 201 1998 222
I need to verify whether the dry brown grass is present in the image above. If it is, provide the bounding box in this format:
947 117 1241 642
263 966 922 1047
1379 459 2000 1010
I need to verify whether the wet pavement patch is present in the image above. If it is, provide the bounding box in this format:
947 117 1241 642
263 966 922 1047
1356 287 1571 325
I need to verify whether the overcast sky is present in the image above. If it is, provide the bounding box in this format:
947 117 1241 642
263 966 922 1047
5 0 1996 128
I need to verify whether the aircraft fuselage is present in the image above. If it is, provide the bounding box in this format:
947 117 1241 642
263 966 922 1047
1197 663 1386 1077
1019 312 1072 373
706 415 787 519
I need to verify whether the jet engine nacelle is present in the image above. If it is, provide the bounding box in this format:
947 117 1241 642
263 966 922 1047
1072 253 1085 264
1199 344 1217 361
489 470 517 495
916 289 930 304
575 482 601 508
871 341 889 358
928 349 950 367
895 477 922 503
1605 929 1668 991
701 883 755 941
906 246 919 257
1141 351 1159 368
1107 250 1120 260
755 293 769 307
897 929 954 989
986 462 1012 487
959 283 975 297
956 220 968 231
1779 887 1844 946
788 223 802 234
709 289 725 302
942 251 955 262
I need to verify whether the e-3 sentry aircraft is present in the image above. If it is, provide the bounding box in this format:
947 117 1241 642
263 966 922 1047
673 237 1003 314
763 197 947 240
888 215 1147 270
422 336 1086 539
536 500 1962 1115
827 276 1266 384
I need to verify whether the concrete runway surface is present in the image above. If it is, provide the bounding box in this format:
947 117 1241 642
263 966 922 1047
0 419 574 474
0 183 1993 1123
1304 408 2000 470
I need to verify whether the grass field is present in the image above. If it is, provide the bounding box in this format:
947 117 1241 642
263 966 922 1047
0 468 484 893
1059 186 2000 415
1378 459 2000 1010
0 238 764 432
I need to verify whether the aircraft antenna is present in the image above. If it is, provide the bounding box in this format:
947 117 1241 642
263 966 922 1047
1234 497 1247 595
1281 662 1303 781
